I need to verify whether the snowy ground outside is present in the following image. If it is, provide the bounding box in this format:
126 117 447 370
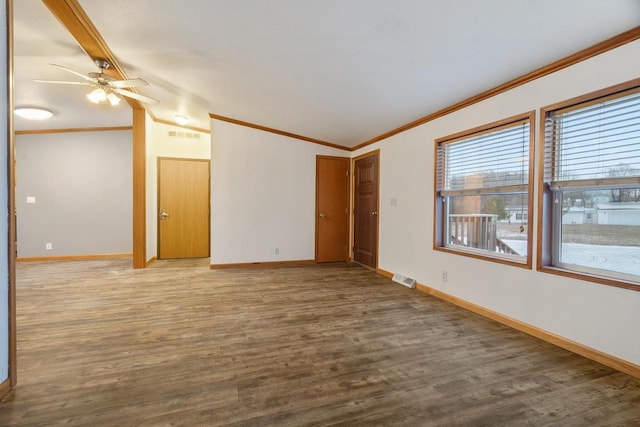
502 240 640 276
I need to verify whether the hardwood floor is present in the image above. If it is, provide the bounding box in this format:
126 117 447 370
0 259 639 426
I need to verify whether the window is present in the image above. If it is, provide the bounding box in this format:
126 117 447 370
539 80 640 290
434 112 534 267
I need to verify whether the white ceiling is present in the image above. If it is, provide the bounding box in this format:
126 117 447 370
14 0 640 147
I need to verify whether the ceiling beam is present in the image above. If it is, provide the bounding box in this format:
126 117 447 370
41 0 144 110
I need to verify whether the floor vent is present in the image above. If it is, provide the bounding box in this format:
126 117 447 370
392 273 416 289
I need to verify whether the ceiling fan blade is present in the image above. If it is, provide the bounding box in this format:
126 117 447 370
109 78 149 88
112 88 159 105
34 79 93 86
49 63 96 83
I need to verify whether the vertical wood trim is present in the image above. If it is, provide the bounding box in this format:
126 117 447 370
156 157 161 260
6 0 16 393
314 156 321 263
373 153 380 269
132 109 146 269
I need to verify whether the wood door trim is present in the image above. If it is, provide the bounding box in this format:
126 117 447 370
315 155 350 263
351 150 380 268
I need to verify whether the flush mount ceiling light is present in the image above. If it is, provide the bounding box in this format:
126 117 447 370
14 107 53 120
174 115 189 126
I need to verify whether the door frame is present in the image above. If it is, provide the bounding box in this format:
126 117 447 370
315 155 350 263
351 149 380 269
156 157 211 259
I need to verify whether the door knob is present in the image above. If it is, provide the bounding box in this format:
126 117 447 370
371 211 378 216
319 213 326 218
160 210 170 220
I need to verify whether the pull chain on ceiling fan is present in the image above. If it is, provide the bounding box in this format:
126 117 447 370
34 59 159 105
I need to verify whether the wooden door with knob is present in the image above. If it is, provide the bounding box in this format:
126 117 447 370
353 151 379 268
315 156 350 263
158 157 210 259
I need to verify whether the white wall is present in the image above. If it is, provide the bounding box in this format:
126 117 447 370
353 40 640 365
0 0 9 383
16 131 132 257
145 119 211 262
210 121 348 264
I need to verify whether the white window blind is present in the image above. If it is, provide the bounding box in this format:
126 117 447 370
436 121 530 196
544 89 640 190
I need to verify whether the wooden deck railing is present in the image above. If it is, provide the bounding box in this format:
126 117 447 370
449 214 519 255
449 214 497 251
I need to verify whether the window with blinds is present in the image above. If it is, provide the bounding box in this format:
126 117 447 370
539 81 640 290
434 112 533 266
436 119 530 196
544 88 640 190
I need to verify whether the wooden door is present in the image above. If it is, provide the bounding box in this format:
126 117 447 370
316 156 350 263
353 152 379 268
158 158 210 259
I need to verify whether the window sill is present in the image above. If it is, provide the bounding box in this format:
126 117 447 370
434 245 531 269
537 265 640 292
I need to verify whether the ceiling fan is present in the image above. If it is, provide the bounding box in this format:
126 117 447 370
35 59 159 105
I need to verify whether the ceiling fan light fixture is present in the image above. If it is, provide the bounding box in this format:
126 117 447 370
87 88 107 103
107 93 121 106
175 115 189 126
14 107 53 120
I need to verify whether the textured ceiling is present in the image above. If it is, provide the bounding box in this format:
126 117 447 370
14 0 640 147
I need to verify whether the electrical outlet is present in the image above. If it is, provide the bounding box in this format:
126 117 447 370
45 243 53 250
441 270 448 282
275 247 279 255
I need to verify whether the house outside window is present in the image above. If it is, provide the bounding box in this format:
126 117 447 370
539 79 640 290
434 112 534 267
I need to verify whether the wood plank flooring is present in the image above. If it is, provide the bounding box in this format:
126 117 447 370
0 259 639 426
